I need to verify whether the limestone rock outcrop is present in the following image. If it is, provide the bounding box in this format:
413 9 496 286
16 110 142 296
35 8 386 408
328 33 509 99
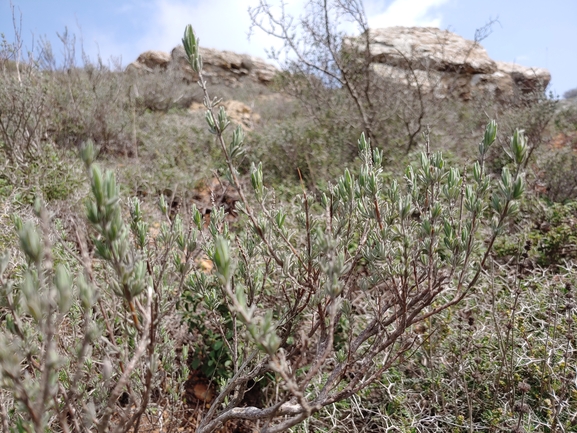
127 46 278 87
346 27 551 101
357 27 496 74
126 50 171 73
128 27 550 102
171 46 277 85
495 61 551 93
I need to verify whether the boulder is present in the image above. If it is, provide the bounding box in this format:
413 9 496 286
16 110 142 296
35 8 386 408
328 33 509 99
348 27 550 101
136 50 171 69
468 69 515 100
126 27 550 103
347 27 497 75
127 45 278 87
170 45 278 86
465 62 551 100
495 61 551 93
370 63 444 95
126 50 171 73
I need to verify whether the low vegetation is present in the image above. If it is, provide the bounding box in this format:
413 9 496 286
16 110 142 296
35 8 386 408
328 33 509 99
0 2 576 432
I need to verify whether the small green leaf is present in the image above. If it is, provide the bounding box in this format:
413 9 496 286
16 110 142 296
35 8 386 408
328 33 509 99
19 222 42 263
213 236 234 285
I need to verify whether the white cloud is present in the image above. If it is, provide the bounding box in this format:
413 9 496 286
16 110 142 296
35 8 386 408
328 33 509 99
365 0 449 29
135 0 291 61
129 0 449 63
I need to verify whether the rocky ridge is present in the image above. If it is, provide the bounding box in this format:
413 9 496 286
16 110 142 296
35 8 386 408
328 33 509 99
345 27 551 100
128 27 551 102
127 46 277 86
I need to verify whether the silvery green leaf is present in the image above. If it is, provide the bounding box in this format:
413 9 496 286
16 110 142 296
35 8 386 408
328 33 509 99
251 162 264 198
90 165 104 207
373 147 383 167
158 195 168 215
79 139 97 167
510 129 527 165
102 358 113 382
512 176 525 200
0 253 10 276
483 120 497 149
217 106 230 131
78 275 96 310
33 196 42 216
182 24 202 72
213 236 234 285
11 214 23 232
205 110 217 134
21 272 42 322
54 264 73 314
19 222 42 263
473 161 482 183
358 132 369 152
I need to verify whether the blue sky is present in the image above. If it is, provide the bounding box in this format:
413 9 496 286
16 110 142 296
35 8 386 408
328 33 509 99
1 0 575 96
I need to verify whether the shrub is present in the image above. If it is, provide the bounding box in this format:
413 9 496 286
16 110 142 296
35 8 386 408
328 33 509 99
248 0 444 157
181 25 527 432
0 141 191 431
248 110 359 186
564 87 577 100
527 201 577 267
531 103 577 203
0 33 85 207
0 63 46 165
0 23 534 433
555 102 577 132
376 263 577 432
540 148 577 203
45 66 133 153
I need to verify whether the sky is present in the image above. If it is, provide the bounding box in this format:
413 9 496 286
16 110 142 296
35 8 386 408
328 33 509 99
1 0 575 96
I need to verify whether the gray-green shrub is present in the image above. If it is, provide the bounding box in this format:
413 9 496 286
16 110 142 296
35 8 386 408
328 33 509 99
181 24 527 433
0 23 535 433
